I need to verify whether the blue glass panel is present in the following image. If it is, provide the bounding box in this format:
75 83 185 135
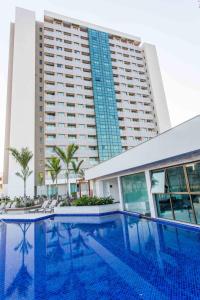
88 29 122 161
121 172 150 215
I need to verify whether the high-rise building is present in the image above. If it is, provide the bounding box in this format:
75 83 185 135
3 7 171 198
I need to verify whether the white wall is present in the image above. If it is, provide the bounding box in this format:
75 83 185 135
3 23 14 188
102 178 120 203
143 43 171 133
85 115 200 181
7 8 36 198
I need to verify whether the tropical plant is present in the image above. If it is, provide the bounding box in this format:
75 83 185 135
37 172 44 197
45 157 61 199
37 172 44 186
72 195 114 206
78 169 85 180
54 144 79 197
72 160 84 178
9 147 33 200
72 159 84 196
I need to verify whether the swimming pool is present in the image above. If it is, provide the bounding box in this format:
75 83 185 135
0 213 200 299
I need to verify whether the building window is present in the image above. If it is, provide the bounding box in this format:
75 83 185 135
151 170 165 194
186 162 200 192
192 195 200 224
171 194 195 224
121 172 150 215
166 166 187 192
155 194 173 220
151 160 200 225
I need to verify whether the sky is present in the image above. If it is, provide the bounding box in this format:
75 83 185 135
0 0 200 172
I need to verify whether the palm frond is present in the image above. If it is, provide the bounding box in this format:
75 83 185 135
37 172 44 185
9 147 33 170
66 144 79 163
15 172 24 180
9 147 33 198
72 160 84 174
55 144 79 168
45 157 61 183
54 147 67 164
79 169 85 179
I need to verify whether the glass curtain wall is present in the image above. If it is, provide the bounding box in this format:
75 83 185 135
151 161 200 224
88 29 122 161
121 172 150 215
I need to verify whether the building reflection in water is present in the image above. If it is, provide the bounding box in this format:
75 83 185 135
0 214 200 299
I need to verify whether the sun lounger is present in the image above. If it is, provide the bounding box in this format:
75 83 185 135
29 200 49 213
44 200 57 213
10 201 17 209
0 203 6 214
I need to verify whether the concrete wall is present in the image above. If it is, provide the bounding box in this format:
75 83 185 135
143 43 171 133
7 8 36 198
3 23 15 188
54 203 120 214
102 178 120 203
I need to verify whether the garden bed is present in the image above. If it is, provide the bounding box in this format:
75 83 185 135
54 203 120 215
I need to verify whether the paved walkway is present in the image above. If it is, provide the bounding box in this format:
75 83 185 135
0 213 53 222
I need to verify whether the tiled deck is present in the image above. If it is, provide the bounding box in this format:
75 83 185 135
0 213 53 222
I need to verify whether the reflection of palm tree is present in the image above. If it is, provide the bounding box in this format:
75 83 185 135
60 223 87 298
47 223 65 263
14 224 32 256
73 231 89 257
6 224 32 298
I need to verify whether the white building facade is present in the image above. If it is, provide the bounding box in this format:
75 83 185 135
85 116 200 226
3 7 170 198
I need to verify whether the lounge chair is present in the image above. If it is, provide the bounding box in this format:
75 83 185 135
37 200 50 213
0 203 5 210
29 200 49 213
10 201 17 209
44 199 57 213
0 203 6 214
1 202 11 214
5 202 11 209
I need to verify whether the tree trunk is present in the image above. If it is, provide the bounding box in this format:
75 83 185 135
56 176 58 200
24 179 26 204
66 172 69 198
66 163 69 198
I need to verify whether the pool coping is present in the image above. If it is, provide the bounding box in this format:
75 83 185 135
1 211 200 232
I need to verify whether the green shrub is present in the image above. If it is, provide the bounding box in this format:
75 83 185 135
72 195 114 206
16 198 34 208
60 200 69 207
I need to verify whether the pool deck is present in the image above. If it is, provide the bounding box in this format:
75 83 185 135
0 213 53 222
0 211 200 232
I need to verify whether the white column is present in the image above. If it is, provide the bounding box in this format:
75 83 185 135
145 170 157 218
7 8 36 198
117 176 124 211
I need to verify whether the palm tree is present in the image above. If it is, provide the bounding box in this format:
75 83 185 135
45 157 61 199
72 160 84 196
54 144 79 197
9 147 33 200
72 160 84 178
37 172 44 197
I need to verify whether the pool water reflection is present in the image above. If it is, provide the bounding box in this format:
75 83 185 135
0 214 200 299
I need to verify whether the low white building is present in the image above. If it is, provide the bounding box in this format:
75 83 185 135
85 115 200 226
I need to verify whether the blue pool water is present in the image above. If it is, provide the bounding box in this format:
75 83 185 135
1 213 200 300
